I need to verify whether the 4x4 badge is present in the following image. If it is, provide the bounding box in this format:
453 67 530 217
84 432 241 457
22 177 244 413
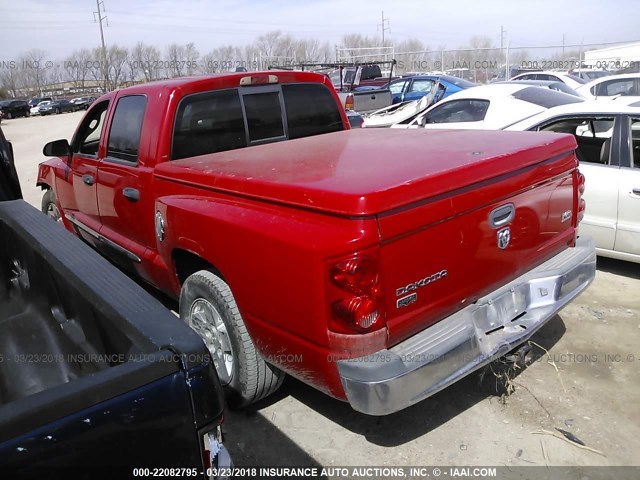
497 227 511 250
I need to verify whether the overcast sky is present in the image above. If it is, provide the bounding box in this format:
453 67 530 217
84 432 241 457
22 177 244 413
0 0 638 60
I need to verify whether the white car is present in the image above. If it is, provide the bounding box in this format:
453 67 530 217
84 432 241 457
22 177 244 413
510 71 587 92
392 84 584 130
30 100 51 116
576 73 640 99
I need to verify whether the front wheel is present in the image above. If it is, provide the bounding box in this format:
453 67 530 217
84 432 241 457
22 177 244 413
41 190 62 222
179 270 285 407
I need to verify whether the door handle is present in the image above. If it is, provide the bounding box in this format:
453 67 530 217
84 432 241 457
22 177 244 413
82 174 95 186
632 188 640 196
370 95 376 100
122 187 140 202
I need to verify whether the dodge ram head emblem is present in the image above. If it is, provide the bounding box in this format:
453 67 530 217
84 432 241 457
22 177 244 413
497 227 511 250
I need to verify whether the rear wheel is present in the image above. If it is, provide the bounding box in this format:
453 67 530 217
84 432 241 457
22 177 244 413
179 270 285 407
41 190 62 223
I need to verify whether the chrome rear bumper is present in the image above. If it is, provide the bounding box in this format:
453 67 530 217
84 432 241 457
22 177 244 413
337 237 596 415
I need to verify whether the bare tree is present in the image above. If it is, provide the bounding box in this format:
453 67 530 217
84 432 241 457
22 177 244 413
106 45 129 89
185 42 200 75
21 49 48 95
131 42 162 81
64 49 92 89
167 43 186 78
0 61 25 98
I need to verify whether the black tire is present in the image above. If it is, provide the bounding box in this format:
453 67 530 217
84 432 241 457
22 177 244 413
179 270 284 407
41 189 62 222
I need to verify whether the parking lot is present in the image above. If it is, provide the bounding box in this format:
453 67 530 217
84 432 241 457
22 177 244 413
3 112 640 469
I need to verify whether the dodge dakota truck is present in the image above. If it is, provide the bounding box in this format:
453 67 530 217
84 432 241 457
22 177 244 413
37 71 596 415
0 126 231 476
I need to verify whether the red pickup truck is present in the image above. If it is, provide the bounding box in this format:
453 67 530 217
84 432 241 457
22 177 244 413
37 71 596 415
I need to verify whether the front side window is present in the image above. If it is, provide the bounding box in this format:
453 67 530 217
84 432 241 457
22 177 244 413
107 95 147 163
73 100 110 156
423 99 490 124
389 80 407 94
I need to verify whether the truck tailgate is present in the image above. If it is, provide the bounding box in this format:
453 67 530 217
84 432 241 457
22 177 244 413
377 142 579 346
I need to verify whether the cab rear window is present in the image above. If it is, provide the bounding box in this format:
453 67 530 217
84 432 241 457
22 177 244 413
172 83 344 160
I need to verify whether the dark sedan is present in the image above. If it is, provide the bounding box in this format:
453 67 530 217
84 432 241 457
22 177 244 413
70 96 97 110
39 99 76 116
0 100 30 119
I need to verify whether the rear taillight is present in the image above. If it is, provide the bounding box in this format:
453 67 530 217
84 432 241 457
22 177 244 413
577 170 586 223
329 255 385 334
344 93 354 111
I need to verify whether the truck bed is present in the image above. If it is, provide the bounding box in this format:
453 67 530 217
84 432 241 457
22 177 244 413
0 201 215 442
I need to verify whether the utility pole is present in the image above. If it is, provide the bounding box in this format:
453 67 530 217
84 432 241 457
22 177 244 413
378 11 390 46
562 34 566 58
94 0 108 91
501 26 507 78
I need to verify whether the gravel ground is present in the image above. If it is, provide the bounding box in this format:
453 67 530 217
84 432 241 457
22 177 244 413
3 112 639 475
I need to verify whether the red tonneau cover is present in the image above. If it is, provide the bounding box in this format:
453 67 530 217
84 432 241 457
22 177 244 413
155 128 577 216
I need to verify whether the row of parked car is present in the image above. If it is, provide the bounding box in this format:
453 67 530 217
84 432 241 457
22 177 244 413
0 96 97 121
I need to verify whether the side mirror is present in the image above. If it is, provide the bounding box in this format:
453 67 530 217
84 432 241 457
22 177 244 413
43 139 71 157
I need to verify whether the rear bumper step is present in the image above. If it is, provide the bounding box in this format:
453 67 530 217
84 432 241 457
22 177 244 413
337 237 596 415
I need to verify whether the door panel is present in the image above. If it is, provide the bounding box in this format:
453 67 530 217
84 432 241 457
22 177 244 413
66 101 110 242
615 167 640 255
578 164 618 250
96 95 152 275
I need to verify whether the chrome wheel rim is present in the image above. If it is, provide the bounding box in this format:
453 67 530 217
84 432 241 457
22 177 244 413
188 299 234 385
46 202 61 222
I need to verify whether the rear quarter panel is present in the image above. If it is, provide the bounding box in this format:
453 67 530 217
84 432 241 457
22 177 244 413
155 182 379 397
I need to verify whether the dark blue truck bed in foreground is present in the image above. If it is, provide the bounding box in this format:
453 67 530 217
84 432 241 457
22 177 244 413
0 127 230 478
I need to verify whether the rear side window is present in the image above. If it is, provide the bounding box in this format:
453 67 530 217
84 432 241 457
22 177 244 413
282 84 344 140
243 92 285 142
511 87 583 108
107 95 147 163
172 89 246 160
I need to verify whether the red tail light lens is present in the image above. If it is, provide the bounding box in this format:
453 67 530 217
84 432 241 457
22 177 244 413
329 255 385 334
333 296 382 331
345 93 354 110
331 257 378 295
